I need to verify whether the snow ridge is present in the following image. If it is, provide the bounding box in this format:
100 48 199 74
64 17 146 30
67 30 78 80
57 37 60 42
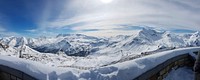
0 27 199 57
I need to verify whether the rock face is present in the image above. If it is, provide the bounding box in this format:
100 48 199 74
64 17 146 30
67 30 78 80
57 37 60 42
0 42 9 50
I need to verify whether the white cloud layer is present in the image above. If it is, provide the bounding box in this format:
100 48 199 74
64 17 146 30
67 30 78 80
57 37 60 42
36 0 200 37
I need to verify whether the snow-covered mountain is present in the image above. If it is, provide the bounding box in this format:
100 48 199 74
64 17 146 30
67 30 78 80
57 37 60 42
0 27 199 57
96 28 200 55
0 34 109 56
30 34 110 56
0 27 200 76
108 35 130 42
187 31 200 46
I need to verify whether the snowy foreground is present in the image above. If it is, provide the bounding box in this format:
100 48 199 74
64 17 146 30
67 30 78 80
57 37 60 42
0 47 199 80
164 67 194 80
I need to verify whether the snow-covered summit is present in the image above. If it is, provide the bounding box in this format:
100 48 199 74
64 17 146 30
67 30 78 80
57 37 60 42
0 27 200 80
0 27 199 57
109 35 130 42
56 33 100 40
96 28 200 55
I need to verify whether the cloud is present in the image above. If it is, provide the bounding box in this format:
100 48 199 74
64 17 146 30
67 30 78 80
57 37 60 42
0 26 6 32
170 29 196 33
1 32 21 37
25 29 37 33
78 29 140 37
35 0 200 36
0 25 21 37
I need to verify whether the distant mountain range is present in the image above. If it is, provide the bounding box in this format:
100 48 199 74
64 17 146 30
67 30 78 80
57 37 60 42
0 27 199 56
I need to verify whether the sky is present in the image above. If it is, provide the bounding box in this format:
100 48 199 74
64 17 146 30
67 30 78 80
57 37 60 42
0 0 200 37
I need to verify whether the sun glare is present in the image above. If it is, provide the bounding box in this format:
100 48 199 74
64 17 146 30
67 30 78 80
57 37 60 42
100 0 113 4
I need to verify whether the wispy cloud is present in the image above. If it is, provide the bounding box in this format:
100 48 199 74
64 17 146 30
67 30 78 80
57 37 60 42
33 0 200 36
0 25 21 37
0 26 6 32
171 29 196 33
78 29 140 37
25 29 37 33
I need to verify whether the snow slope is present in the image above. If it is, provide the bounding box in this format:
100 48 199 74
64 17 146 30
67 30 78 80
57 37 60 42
0 27 200 57
0 27 200 80
0 34 110 56
0 27 200 68
0 47 199 80
96 28 200 55
164 67 194 80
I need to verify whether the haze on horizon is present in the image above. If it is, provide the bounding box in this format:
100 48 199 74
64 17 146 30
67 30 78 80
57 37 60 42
0 0 199 37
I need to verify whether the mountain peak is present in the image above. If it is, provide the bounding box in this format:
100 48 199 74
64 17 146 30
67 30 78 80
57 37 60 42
139 27 166 36
140 27 156 33
194 31 200 35
56 34 86 38
191 31 200 38
139 28 160 37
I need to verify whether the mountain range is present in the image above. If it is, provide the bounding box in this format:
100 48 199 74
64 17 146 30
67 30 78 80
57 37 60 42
0 27 199 57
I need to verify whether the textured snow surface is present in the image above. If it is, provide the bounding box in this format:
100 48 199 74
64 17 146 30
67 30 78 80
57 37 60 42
164 67 194 80
0 47 199 80
0 27 199 80
0 55 51 80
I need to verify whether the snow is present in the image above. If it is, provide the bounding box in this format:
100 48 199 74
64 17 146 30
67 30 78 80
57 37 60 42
0 27 199 80
0 28 200 57
164 67 194 80
0 47 199 80
0 55 50 80
95 28 200 56
0 55 84 80
87 47 200 80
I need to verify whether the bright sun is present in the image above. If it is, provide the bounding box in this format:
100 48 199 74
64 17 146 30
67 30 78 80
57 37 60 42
100 0 113 4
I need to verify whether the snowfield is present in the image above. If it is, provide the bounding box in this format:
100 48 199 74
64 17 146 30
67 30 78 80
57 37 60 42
0 27 199 80
0 47 199 80
164 67 194 80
